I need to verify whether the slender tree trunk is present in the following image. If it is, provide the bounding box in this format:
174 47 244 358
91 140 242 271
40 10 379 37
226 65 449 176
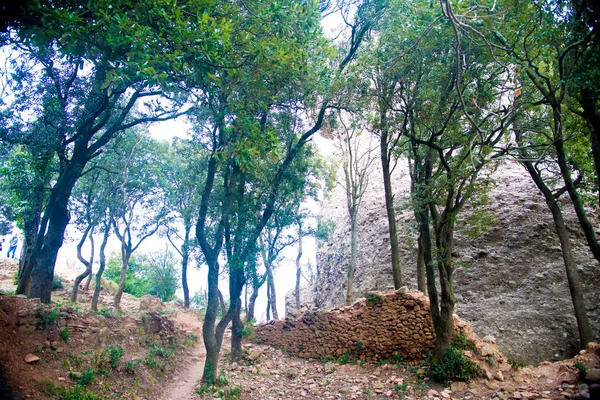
522 161 593 347
114 246 132 310
432 219 456 362
230 298 244 361
247 286 259 322
92 224 110 312
265 262 278 319
553 111 600 263
266 283 271 320
381 143 403 289
295 223 303 310
578 90 600 208
346 211 358 305
416 232 427 293
181 223 191 308
218 290 227 317
72 225 94 303
202 258 222 384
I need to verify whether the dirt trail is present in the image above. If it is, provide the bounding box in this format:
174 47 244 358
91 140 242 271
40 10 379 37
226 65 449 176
159 311 206 400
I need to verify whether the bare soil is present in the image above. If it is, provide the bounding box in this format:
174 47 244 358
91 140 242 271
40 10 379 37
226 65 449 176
1 258 599 400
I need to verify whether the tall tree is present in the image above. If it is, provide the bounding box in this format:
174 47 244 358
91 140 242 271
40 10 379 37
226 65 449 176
0 0 226 302
334 114 376 305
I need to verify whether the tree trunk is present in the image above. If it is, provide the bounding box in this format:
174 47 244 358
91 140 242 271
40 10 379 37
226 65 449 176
72 225 94 303
114 246 132 310
295 223 303 310
381 139 403 289
202 258 222 384
265 262 278 320
246 286 259 322
16 215 42 295
432 218 456 362
346 211 358 305
218 289 227 317
230 297 244 361
416 231 427 293
181 223 191 308
522 161 593 347
28 153 87 302
266 283 271 320
92 224 110 312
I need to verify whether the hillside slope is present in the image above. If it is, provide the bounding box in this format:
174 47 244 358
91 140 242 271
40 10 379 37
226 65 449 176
310 160 600 364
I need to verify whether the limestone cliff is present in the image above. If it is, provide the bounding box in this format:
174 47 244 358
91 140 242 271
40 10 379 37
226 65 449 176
294 159 600 365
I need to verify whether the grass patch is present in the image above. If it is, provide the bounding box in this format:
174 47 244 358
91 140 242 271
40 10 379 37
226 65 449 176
36 306 60 329
60 327 71 343
430 346 481 383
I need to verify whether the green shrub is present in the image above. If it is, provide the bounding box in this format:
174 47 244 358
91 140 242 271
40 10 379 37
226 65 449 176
430 346 481 383
69 369 96 386
108 345 124 369
60 327 71 343
452 333 476 351
394 382 408 392
508 358 525 369
36 307 60 329
238 318 257 341
366 294 383 306
574 362 588 378
123 359 141 374
52 276 64 290
56 385 104 400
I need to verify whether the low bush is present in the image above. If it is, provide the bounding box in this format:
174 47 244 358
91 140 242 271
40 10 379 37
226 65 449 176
430 346 481 383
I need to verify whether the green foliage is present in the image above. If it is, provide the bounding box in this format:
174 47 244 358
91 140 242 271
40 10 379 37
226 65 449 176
56 385 104 400
36 307 59 329
108 345 124 369
430 346 482 383
238 318 257 342
394 382 408 392
366 294 383 306
60 327 70 343
52 275 64 290
144 342 175 371
184 334 198 347
69 369 96 386
315 217 336 244
452 333 476 351
574 362 588 378
104 250 179 301
508 358 525 370
123 359 141 374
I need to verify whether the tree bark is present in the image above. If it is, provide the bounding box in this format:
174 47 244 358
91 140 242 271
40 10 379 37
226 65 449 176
92 223 111 312
522 160 593 347
295 223 303 310
380 111 403 289
416 231 427 293
265 261 278 320
72 225 94 303
114 246 132 310
181 222 191 308
346 211 358 305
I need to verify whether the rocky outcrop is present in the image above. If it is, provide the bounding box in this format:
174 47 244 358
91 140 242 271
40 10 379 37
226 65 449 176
308 159 600 364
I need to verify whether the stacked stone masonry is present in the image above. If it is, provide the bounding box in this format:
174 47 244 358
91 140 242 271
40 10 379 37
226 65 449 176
256 289 471 361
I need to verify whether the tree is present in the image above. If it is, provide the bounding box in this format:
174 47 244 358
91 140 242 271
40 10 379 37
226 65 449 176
110 133 168 310
145 249 180 302
162 138 204 308
334 113 376 305
0 0 227 302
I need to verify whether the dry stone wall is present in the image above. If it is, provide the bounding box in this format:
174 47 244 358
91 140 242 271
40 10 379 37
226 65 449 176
256 289 471 361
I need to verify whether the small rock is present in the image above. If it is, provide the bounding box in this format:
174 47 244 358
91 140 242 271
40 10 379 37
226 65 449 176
397 286 409 294
494 371 505 381
24 354 40 364
482 335 497 344
585 369 600 383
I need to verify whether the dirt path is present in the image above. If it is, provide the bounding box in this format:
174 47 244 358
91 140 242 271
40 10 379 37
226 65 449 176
159 311 206 400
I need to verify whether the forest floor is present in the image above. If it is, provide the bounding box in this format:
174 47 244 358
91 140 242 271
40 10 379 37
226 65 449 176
0 258 598 400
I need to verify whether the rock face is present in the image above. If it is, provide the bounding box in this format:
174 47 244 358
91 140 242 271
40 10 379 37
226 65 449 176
302 160 600 364
258 289 470 361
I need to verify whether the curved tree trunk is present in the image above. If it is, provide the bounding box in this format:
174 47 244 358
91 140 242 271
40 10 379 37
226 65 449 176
72 225 94 303
181 223 191 308
265 257 278 320
114 246 132 310
522 160 593 347
92 224 111 312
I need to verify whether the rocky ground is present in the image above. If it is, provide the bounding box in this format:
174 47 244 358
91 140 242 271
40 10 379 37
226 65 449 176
311 160 600 365
1 258 600 400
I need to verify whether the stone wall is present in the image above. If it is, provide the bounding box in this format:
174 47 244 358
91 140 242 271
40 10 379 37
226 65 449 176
256 289 472 361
